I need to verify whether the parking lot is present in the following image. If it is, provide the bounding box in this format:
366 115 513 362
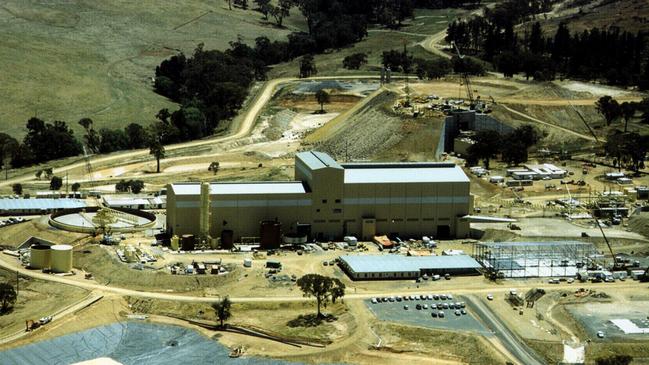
566 302 649 340
366 294 490 334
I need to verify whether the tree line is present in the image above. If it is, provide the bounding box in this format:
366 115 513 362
465 125 543 169
597 95 649 173
445 0 649 87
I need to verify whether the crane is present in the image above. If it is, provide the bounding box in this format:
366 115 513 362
595 219 624 271
451 41 474 107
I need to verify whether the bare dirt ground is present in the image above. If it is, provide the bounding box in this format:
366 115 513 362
0 218 89 249
0 268 89 340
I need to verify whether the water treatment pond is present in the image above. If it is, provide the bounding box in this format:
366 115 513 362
1 321 318 365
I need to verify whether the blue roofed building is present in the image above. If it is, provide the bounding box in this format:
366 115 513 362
338 254 482 280
0 198 87 215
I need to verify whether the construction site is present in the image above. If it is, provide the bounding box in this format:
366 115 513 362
0 6 649 365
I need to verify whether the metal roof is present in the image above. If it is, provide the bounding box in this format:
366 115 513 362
170 182 307 196
342 163 470 184
339 254 482 273
296 151 343 170
0 198 87 210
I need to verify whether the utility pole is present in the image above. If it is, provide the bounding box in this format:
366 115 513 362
16 270 19 297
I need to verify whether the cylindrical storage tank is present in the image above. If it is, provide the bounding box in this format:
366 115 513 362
181 234 195 251
171 235 179 250
260 221 281 249
221 230 234 249
30 245 51 270
50 244 73 273
243 258 252 267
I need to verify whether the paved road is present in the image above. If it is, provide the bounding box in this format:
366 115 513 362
465 295 545 365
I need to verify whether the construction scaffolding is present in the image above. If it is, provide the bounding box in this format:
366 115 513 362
473 241 600 278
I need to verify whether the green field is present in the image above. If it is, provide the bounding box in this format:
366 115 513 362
0 0 306 138
268 8 466 78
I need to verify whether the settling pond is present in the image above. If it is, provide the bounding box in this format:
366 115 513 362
1 321 333 365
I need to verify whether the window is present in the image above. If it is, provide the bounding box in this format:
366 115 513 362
335 199 341 203
322 199 328 204
333 208 342 214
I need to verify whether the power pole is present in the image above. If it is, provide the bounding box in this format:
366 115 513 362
16 270 19 296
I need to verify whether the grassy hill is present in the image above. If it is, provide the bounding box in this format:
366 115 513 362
522 0 649 34
0 0 306 138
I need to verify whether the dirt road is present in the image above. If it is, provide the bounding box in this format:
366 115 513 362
0 75 392 189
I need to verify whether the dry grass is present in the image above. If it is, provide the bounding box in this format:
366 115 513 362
0 0 305 138
373 322 506 364
0 219 88 249
0 268 88 337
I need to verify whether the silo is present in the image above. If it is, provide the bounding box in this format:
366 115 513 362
29 245 51 270
181 234 195 251
50 245 73 273
171 235 179 250
199 182 211 238
260 221 281 249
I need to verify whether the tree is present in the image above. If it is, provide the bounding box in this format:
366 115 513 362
212 296 232 328
254 0 271 20
342 53 367 70
44 167 53 180
226 0 232 10
234 0 248 9
466 130 501 169
208 161 220 175
130 180 145 194
595 355 633 365
269 0 291 27
125 123 147 149
315 89 330 113
71 182 81 192
50 176 63 191
79 118 100 153
296 274 345 318
620 102 635 133
528 22 544 54
35 170 42 180
12 183 22 195
148 139 165 174
596 96 621 126
299 54 317 78
501 126 541 166
0 282 17 314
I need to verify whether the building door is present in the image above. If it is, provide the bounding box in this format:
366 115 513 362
437 225 451 239
362 218 376 240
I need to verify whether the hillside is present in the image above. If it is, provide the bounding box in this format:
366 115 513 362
525 0 649 33
0 0 306 138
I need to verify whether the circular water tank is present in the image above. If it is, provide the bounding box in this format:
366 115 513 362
30 245 51 270
181 234 195 251
50 244 73 273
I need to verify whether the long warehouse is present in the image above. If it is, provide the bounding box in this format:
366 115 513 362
338 254 482 280
166 151 471 243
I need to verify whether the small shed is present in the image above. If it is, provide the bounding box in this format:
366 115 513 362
266 260 282 269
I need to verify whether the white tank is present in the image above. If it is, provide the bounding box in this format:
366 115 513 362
50 244 73 273
30 245 51 270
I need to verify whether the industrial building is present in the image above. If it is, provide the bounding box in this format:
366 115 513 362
473 241 600 278
338 254 482 280
166 151 472 246
102 195 166 210
0 198 87 215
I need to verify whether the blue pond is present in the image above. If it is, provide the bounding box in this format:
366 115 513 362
1 321 312 365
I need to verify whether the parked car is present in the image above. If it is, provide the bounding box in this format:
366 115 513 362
433 294 439 300
416 304 422 310
403 305 409 310
371 298 378 304
461 309 467 315
431 311 438 318
597 331 605 338
447 294 454 300
455 310 461 316
438 311 445 318
487 294 494 301
423 304 428 309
